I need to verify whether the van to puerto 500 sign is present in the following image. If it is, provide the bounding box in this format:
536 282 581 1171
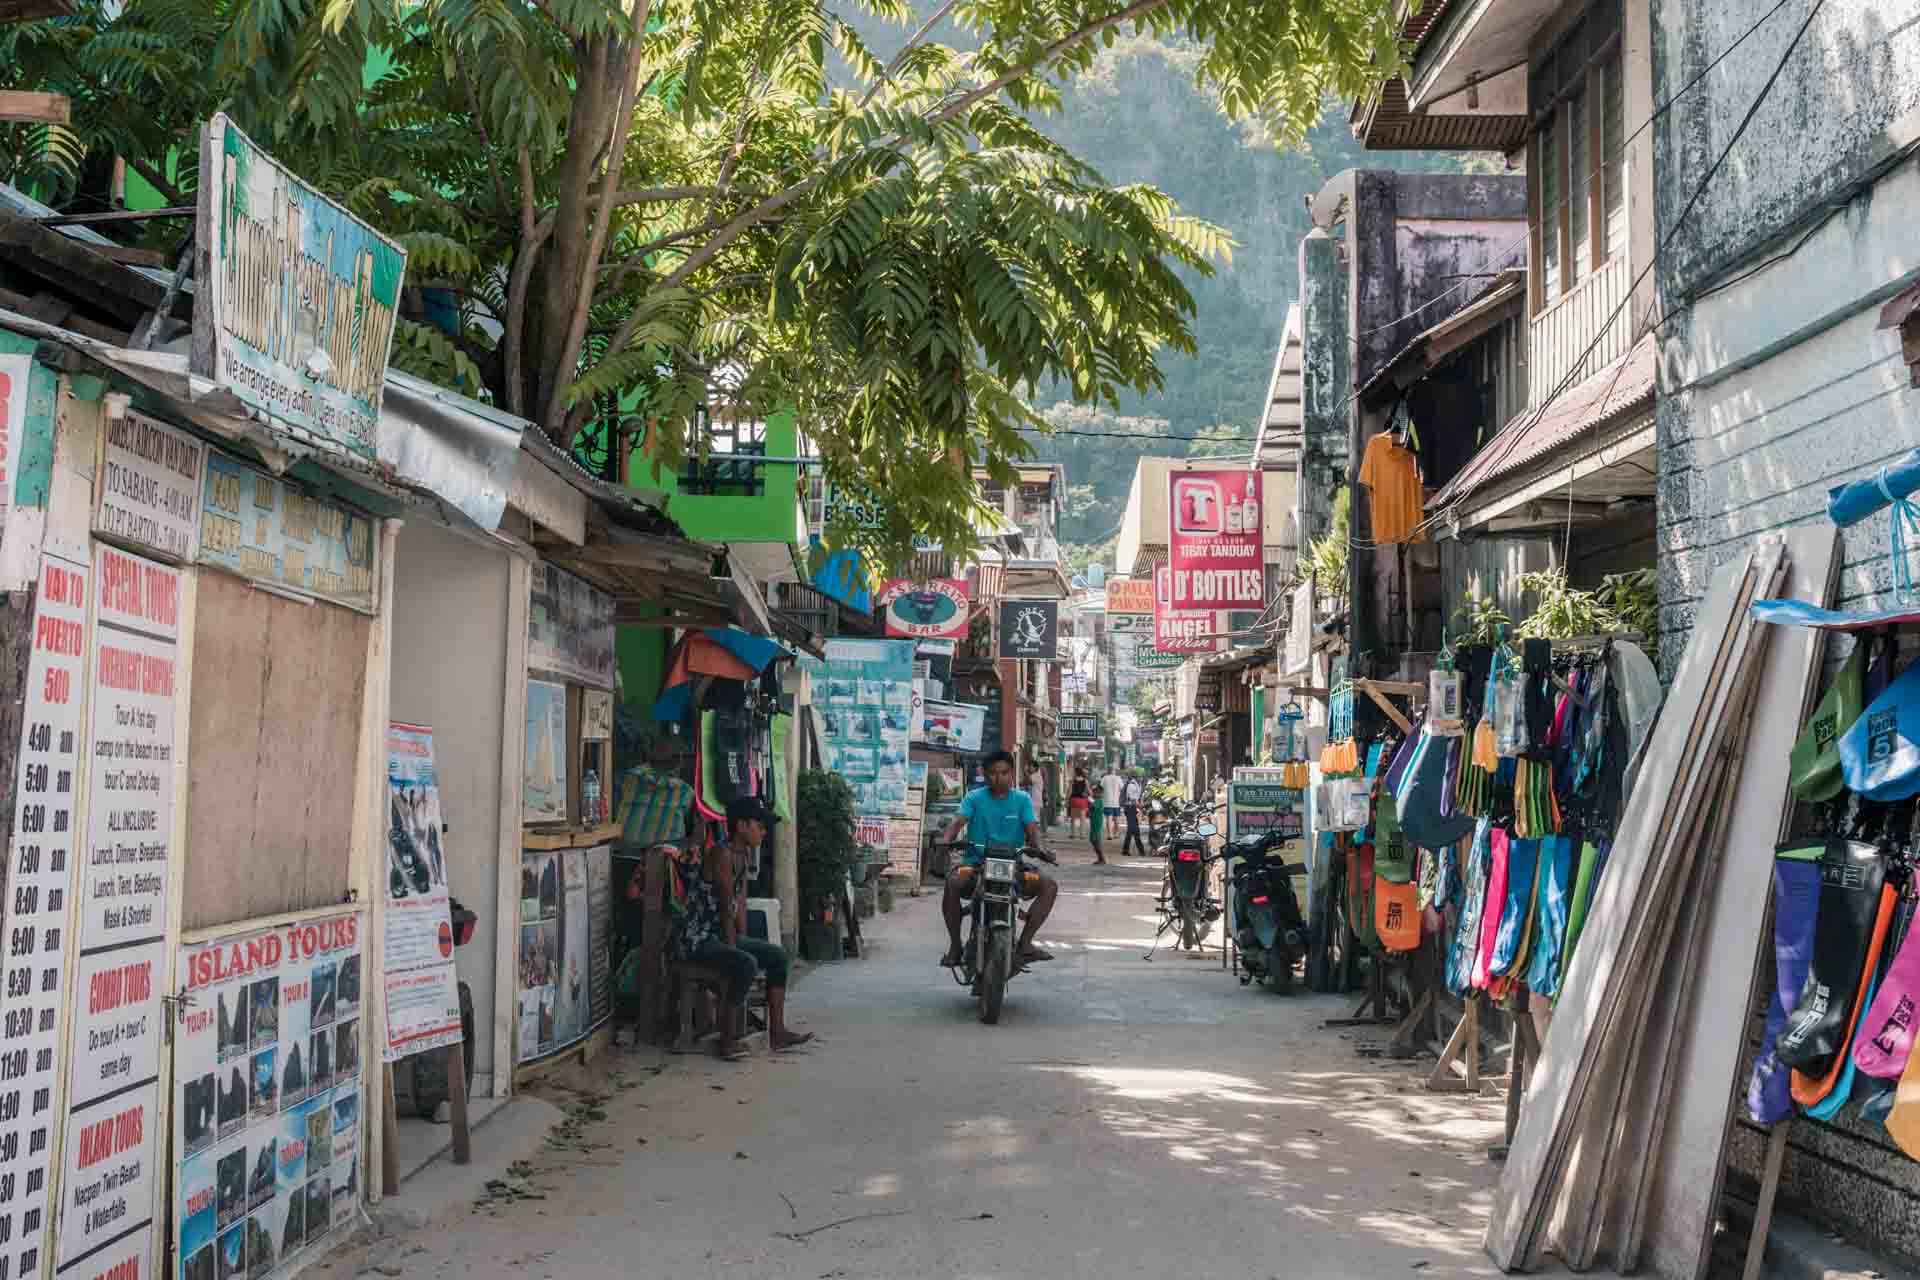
878 579 969 640
194 114 407 458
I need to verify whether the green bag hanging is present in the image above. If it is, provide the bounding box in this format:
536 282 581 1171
1372 789 1415 884
1790 644 1865 803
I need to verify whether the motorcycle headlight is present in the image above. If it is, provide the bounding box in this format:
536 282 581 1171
984 858 1016 881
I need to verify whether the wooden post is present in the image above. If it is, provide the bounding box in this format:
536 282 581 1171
382 1065 402 1195
1741 1123 1791 1280
447 1042 472 1165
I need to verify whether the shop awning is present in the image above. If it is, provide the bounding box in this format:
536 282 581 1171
651 627 793 721
379 369 525 530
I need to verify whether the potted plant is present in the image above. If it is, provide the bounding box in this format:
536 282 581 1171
797 769 861 962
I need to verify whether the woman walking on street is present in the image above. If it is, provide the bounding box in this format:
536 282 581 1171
1068 770 1091 838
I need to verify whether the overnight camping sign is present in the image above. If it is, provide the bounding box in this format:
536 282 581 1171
194 114 407 457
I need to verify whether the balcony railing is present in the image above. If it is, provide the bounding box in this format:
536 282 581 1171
1528 254 1631 406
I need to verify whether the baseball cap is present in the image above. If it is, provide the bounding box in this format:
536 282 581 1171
727 795 780 827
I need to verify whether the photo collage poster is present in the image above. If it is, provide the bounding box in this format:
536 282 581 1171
516 846 611 1064
174 913 364 1280
797 639 914 819
380 723 464 1062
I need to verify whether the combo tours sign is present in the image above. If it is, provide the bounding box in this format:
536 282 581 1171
1166 469 1264 610
57 546 182 1280
877 578 969 641
194 114 407 458
200 453 377 612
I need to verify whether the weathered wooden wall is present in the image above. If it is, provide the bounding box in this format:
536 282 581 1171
183 569 370 929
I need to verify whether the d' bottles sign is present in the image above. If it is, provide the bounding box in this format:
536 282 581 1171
1165 469 1263 610
194 114 407 458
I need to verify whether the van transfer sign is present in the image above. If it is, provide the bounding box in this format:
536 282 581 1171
194 114 407 457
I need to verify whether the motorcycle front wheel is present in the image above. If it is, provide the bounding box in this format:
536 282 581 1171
1266 945 1295 996
979 931 1009 1024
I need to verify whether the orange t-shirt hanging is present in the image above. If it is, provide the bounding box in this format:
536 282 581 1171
1358 431 1425 545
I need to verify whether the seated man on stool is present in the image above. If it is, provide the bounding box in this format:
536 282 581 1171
940 749 1058 967
670 796 814 1059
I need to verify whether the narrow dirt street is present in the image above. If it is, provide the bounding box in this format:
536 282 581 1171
317 840 1508 1279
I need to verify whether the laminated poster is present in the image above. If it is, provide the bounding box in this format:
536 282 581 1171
523 680 568 823
516 848 611 1064
381 724 464 1063
174 911 365 1280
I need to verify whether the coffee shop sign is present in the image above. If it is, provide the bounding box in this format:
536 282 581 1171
194 113 408 459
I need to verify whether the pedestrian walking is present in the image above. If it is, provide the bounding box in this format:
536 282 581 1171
1068 770 1091 838
1121 769 1148 857
1098 763 1124 866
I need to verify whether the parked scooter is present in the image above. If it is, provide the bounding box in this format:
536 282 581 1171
1147 802 1221 957
1225 830 1310 993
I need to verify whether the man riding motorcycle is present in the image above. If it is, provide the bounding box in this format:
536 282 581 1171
940 749 1059 967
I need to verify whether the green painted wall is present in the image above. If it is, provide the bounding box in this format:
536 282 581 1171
656 406 805 545
618 610 669 716
0 335 58 508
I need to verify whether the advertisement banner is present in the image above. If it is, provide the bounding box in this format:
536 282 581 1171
516 847 611 1064
1118 632 1186 672
381 725 464 1063
798 639 915 818
0 352 29 504
523 680 568 823
174 911 365 1280
1105 576 1152 615
807 543 872 614
94 406 207 562
1153 565 1224 654
0 554 88 1280
1285 580 1314 675
996 599 1058 661
528 562 615 689
1166 468 1264 610
1059 713 1102 743
200 453 378 612
1227 769 1304 842
1108 612 1152 635
194 113 405 457
58 546 180 1278
877 578 969 640
921 701 986 753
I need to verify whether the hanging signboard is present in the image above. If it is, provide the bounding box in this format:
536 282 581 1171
0 352 30 505
997 598 1058 661
193 113 406 458
174 910 366 1280
528 562 615 689
1108 612 1152 635
1105 576 1153 615
1166 468 1263 610
515 846 611 1065
807 541 873 614
1153 565 1226 655
877 578 969 640
921 700 986 753
93 406 207 562
0 554 88 1280
200 452 378 612
1120 633 1187 672
381 724 464 1063
57 547 181 1280
797 639 914 818
1059 713 1102 743
1285 579 1314 675
523 679 568 823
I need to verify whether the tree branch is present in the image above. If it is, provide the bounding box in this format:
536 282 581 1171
459 56 512 217
604 185 730 206
128 156 184 206
857 0 961 109
504 146 552 417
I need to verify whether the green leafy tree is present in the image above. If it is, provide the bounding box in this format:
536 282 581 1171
1 0 1406 571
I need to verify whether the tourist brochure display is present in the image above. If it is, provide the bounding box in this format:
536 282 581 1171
174 910 366 1280
800 639 915 818
516 846 612 1064
381 724 464 1062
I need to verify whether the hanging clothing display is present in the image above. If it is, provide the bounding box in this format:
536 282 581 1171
1357 431 1426 545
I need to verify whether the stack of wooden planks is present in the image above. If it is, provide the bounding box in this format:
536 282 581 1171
1484 527 1839 1277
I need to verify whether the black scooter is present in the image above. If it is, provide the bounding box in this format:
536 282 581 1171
1225 830 1310 993
1147 802 1220 957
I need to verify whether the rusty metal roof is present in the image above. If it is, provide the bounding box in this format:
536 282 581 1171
1429 332 1656 508
1351 0 1528 152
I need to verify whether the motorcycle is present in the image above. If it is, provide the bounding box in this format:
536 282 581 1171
1148 803 1221 956
1225 830 1311 993
945 843 1054 1024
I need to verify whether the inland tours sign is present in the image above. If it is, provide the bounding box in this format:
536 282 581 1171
194 114 407 458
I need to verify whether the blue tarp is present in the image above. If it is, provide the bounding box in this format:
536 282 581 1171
1751 598 1920 631
650 628 792 723
1827 452 1920 527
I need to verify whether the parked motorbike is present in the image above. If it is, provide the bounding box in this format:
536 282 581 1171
944 843 1055 1024
1225 830 1310 994
1148 803 1221 956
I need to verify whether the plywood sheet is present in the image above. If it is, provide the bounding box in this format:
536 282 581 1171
183 569 369 929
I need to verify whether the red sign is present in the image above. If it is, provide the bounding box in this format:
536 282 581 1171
1166 468 1264 609
1154 565 1223 654
877 578 970 639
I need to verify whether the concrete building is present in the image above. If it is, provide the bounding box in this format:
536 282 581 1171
1653 0 1920 1253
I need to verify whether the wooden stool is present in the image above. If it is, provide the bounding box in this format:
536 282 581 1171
670 961 728 1053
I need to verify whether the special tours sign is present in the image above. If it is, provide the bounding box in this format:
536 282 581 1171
174 912 365 1280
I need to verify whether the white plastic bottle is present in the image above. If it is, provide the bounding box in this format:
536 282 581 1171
1241 478 1259 536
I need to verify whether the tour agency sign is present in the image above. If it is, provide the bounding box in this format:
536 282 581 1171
194 114 407 458
1166 469 1263 610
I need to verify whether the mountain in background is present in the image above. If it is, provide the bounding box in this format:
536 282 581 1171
846 16 1490 572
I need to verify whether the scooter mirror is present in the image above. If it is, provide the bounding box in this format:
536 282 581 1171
1196 823 1217 838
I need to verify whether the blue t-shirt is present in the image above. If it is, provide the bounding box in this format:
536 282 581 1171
958 786 1036 861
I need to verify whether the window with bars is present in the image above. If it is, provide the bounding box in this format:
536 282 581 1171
1528 0 1626 313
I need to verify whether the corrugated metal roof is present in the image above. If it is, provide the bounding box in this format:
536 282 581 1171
1353 75 1529 152
1429 332 1656 508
